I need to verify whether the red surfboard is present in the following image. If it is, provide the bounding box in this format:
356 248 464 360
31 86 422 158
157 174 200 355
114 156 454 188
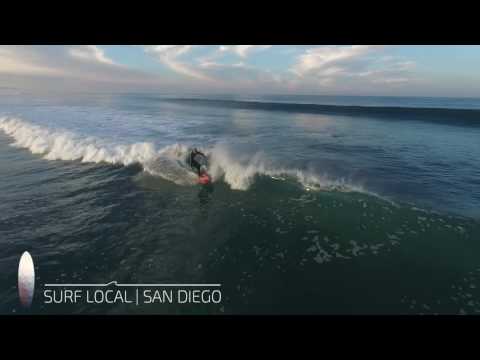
198 173 211 185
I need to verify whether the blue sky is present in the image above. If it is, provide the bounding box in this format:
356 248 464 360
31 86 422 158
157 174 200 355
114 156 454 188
1 45 479 97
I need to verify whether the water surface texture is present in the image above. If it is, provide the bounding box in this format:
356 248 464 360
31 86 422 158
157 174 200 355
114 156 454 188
1 93 479 314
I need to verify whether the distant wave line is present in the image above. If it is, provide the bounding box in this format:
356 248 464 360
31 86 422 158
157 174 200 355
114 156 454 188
164 98 480 125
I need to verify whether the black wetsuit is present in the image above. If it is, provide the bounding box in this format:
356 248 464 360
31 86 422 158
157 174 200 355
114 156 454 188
188 150 207 175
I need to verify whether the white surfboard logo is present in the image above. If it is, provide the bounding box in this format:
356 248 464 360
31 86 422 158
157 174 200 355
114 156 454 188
18 251 35 308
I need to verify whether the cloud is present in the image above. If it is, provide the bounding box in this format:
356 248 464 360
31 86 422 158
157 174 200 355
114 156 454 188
287 45 416 91
199 61 270 81
0 45 422 95
143 45 274 87
291 45 376 77
144 45 213 81
0 45 123 78
68 45 115 65
218 45 272 58
372 77 409 84
192 59 288 94
0 45 176 92
195 45 273 68
84 45 415 94
0 45 120 78
357 59 416 84
0 46 65 76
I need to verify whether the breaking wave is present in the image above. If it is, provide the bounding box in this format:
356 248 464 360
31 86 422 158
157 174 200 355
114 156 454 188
0 116 369 193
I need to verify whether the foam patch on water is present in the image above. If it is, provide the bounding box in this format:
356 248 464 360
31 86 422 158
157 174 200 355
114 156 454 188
0 116 369 193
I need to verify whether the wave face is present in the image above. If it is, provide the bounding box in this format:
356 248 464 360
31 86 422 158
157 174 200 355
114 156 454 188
164 98 480 126
0 117 365 193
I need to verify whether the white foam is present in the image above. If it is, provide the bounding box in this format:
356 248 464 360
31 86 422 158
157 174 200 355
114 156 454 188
207 143 366 192
0 116 369 193
0 116 162 165
0 116 192 183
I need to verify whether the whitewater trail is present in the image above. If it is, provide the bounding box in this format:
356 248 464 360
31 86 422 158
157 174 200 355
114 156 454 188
0 116 368 193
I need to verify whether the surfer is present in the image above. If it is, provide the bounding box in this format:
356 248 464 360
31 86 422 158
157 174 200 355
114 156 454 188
187 148 211 184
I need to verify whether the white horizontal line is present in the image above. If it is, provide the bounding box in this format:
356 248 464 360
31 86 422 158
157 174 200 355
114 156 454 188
44 283 221 287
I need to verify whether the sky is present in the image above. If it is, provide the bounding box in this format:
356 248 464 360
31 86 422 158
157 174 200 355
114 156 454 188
1 45 480 97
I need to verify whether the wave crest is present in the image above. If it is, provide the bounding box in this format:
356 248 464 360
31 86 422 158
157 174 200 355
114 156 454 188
0 116 367 193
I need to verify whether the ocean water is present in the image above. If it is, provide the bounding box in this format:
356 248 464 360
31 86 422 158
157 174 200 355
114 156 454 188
1 92 480 314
